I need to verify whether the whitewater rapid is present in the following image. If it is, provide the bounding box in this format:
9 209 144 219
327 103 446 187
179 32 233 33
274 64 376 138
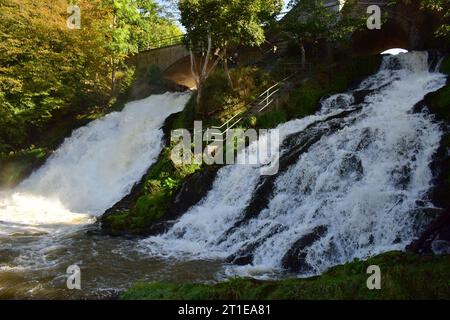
0 93 190 237
139 52 447 278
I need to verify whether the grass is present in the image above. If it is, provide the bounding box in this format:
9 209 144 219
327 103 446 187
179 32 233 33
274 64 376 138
249 54 382 130
121 251 450 300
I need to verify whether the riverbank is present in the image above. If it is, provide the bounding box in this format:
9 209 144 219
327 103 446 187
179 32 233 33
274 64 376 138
121 251 450 300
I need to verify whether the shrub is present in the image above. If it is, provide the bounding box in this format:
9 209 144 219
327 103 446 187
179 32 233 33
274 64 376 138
256 110 288 129
199 67 272 118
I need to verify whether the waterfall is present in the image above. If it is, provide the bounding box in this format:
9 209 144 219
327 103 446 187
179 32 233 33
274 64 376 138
139 51 447 278
0 93 190 237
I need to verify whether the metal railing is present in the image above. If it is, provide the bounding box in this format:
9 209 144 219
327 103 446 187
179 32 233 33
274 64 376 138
142 35 185 51
255 82 281 113
211 111 244 136
206 76 292 141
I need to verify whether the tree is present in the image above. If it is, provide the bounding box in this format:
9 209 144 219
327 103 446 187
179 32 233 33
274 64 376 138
104 0 182 95
418 0 450 40
283 0 365 70
0 0 181 152
178 0 283 113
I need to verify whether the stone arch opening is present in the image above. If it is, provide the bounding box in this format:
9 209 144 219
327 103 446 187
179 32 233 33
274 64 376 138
352 19 411 55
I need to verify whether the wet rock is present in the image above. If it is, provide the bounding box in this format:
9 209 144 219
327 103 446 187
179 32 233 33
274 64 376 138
353 89 375 105
281 225 327 273
408 210 450 254
391 165 412 189
225 224 287 265
356 127 377 151
338 154 364 180
165 165 220 220
431 239 450 254
228 254 254 266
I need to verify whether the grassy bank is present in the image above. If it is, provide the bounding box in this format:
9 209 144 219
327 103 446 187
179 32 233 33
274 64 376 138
121 251 450 300
252 54 381 129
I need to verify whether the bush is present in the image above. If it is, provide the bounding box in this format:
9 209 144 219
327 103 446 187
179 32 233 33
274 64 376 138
288 82 325 118
256 110 288 129
199 67 272 118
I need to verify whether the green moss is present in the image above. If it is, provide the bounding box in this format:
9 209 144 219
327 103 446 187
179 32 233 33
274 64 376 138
288 82 326 118
199 67 272 122
281 54 381 121
255 110 288 129
430 85 450 122
427 56 450 122
121 252 450 300
131 191 168 229
440 56 450 75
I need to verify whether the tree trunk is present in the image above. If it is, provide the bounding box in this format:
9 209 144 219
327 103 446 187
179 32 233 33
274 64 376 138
188 33 223 115
299 39 306 71
196 82 203 114
223 47 234 90
190 50 201 114
197 33 212 115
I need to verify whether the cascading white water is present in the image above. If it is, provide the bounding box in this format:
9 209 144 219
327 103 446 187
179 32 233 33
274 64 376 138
0 93 190 237
139 52 447 278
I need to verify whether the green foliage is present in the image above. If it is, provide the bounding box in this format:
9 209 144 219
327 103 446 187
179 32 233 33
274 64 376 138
255 110 288 129
420 0 450 40
200 67 272 118
395 0 450 42
121 252 450 300
133 191 168 226
288 81 325 118
0 0 181 153
179 0 282 51
285 54 381 119
284 0 366 43
426 57 450 121
179 0 282 112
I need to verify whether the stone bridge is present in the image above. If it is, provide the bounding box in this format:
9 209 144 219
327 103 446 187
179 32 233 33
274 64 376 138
130 0 439 88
